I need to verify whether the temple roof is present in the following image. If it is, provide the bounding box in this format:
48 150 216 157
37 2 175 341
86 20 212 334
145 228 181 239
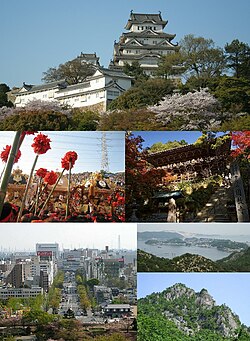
125 12 167 30
146 138 231 168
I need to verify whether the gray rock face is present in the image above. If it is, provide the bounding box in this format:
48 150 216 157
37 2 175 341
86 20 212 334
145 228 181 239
162 284 241 338
195 288 215 308
165 283 195 300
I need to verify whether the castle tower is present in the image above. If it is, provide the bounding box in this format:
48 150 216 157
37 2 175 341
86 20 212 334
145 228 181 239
109 11 179 76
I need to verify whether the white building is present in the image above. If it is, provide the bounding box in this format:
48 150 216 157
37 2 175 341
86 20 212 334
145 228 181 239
31 256 55 288
110 11 179 75
36 243 59 260
0 287 43 300
14 67 132 112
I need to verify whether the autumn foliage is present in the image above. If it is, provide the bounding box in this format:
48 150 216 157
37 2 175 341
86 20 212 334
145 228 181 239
125 134 167 212
231 131 250 159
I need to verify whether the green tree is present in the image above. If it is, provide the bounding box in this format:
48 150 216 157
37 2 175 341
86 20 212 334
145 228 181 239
0 110 70 130
108 78 174 110
220 115 250 130
123 61 148 82
71 109 100 130
225 39 250 79
212 76 250 113
0 83 13 108
42 58 96 84
148 140 188 153
157 52 186 79
86 278 100 289
180 34 225 82
22 309 54 326
98 108 161 131
6 298 22 311
77 285 91 309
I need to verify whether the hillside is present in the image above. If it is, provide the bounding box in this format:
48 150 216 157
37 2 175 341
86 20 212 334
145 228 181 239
217 247 250 271
137 231 184 241
138 247 250 272
137 249 222 272
138 283 250 341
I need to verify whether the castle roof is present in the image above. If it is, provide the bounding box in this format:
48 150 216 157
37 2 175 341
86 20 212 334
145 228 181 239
122 30 176 40
17 81 67 94
125 12 167 30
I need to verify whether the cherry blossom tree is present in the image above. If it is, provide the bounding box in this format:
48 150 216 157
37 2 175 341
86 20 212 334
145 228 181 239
149 89 242 130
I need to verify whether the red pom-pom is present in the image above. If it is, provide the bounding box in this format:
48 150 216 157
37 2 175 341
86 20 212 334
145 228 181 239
0 145 21 163
36 168 48 178
31 133 51 155
61 151 78 170
44 171 58 185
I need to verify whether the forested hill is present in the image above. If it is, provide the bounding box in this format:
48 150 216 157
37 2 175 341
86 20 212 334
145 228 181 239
138 283 250 340
137 249 222 272
138 248 250 272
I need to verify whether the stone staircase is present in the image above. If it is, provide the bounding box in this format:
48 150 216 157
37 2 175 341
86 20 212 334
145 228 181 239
194 186 236 222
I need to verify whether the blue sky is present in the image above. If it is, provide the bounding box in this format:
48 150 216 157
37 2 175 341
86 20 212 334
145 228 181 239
138 273 250 326
1 0 250 88
133 131 227 148
0 131 125 174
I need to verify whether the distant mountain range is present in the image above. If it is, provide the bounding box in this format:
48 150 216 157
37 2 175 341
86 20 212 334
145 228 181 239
138 247 250 272
138 283 250 340
138 231 184 240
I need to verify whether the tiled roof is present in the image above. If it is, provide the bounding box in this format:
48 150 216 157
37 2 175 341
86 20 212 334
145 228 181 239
122 31 176 40
99 67 132 79
125 13 167 29
17 80 67 94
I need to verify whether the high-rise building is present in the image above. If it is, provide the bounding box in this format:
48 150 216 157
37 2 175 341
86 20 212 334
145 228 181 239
109 11 179 75
36 243 59 260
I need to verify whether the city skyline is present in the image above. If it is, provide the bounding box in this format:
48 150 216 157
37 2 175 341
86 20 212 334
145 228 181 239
1 0 250 87
0 223 137 251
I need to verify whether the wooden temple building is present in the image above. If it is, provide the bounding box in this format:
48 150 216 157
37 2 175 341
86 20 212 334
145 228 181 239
139 136 238 222
146 137 231 182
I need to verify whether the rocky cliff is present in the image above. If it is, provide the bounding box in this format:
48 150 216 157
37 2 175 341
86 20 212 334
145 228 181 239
138 283 249 340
